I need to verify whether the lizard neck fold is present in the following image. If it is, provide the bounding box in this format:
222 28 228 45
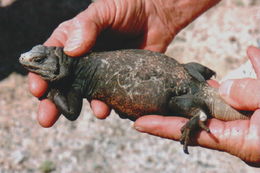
72 55 100 98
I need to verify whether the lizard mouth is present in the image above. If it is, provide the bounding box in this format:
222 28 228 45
21 64 40 71
19 58 41 74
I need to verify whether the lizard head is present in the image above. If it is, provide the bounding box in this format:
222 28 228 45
19 45 72 82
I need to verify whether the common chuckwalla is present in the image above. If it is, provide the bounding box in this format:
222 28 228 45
19 45 250 153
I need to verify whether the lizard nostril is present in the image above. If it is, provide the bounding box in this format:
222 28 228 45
19 56 24 62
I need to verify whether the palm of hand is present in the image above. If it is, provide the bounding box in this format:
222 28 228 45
134 46 260 166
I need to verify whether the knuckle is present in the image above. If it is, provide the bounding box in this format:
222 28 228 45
57 19 72 29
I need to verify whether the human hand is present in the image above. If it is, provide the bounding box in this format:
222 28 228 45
28 0 221 127
134 46 260 166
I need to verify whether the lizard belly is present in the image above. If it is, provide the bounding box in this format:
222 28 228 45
90 75 173 120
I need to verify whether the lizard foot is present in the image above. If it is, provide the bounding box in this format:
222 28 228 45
180 111 210 154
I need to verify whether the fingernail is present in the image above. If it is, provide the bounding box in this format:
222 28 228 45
133 124 144 132
64 29 83 52
219 79 234 97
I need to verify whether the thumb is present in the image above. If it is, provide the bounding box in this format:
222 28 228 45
63 14 99 56
219 78 260 110
64 2 112 56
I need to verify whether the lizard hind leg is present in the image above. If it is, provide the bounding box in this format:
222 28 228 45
180 110 210 154
168 95 210 154
184 62 216 82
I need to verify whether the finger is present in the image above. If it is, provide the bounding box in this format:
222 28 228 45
134 114 260 164
44 20 72 47
134 115 187 140
133 115 230 146
219 78 260 110
28 72 48 98
63 18 99 57
63 2 110 56
38 99 60 128
91 100 111 119
247 46 260 78
140 31 168 53
198 110 260 165
140 24 172 53
207 79 219 88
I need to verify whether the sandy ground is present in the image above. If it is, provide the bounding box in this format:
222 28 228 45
1 0 260 173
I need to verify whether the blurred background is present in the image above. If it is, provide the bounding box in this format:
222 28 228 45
0 0 260 172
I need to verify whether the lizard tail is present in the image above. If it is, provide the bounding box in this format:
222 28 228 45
209 96 250 121
203 86 251 121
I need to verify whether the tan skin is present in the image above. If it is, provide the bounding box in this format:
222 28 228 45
28 0 260 166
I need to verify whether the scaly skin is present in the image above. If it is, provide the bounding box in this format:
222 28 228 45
19 45 250 153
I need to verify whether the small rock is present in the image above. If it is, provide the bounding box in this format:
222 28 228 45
10 150 27 164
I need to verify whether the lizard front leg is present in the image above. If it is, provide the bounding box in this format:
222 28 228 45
47 88 83 121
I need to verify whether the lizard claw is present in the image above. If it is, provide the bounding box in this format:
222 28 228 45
180 126 191 154
180 111 210 154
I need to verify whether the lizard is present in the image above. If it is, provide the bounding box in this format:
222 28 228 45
19 45 250 153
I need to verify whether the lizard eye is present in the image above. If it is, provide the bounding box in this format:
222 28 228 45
34 56 46 64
